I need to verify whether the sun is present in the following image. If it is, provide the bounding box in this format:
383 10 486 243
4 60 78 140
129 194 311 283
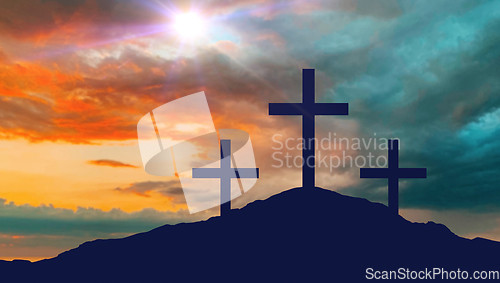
174 12 205 38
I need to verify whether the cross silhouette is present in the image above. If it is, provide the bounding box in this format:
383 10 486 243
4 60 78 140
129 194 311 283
269 69 348 188
192 139 259 216
360 139 426 215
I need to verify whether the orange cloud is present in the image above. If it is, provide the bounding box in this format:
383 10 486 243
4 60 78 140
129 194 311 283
114 181 185 204
0 43 305 144
0 0 327 147
87 159 139 168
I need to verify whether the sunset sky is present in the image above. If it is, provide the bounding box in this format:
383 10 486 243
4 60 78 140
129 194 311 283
1 0 500 261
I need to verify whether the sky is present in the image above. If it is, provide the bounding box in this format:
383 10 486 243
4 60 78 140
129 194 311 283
0 0 500 261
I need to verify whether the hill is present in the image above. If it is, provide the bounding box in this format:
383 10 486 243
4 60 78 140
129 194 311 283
1 187 499 282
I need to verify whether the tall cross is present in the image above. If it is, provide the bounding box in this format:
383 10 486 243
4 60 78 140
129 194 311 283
269 69 348 188
360 139 427 215
192 139 259 216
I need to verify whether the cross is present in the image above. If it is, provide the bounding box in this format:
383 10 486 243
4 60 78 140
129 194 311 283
192 139 259 216
269 69 348 188
360 139 427 215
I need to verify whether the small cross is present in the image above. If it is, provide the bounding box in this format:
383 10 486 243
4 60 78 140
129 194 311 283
269 69 348 188
360 139 427 215
192 139 259 216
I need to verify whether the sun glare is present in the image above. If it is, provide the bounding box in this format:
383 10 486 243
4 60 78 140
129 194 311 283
174 12 204 37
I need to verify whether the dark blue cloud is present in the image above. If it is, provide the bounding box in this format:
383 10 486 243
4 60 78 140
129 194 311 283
0 198 212 237
316 1 500 211
233 0 500 211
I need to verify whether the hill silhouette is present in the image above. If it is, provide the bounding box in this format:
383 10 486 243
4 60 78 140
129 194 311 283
1 187 499 282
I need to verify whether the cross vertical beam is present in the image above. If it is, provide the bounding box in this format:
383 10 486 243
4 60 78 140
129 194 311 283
360 139 427 215
220 140 232 215
192 139 259 216
388 139 399 214
302 69 315 187
269 69 348 188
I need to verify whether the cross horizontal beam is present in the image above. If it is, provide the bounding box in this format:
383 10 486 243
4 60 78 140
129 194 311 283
269 103 349 116
360 168 427 179
192 168 260 179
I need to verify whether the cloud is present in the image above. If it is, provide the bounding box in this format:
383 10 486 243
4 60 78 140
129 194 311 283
0 0 363 145
0 197 216 259
87 159 139 168
115 181 185 204
0 0 168 45
327 1 500 212
0 197 213 237
0 38 311 143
